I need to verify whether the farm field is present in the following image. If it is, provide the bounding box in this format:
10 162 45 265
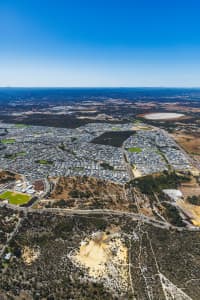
172 133 200 156
0 191 31 205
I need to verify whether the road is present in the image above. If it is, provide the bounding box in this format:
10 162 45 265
0 216 23 259
1 201 199 232
163 129 199 171
122 143 134 180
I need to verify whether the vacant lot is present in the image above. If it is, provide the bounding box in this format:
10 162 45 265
44 176 132 211
0 170 20 183
0 191 31 205
91 131 135 147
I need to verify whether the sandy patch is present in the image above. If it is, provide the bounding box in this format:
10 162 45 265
22 246 40 265
132 167 142 178
77 114 118 121
176 199 200 226
180 185 200 198
70 227 129 293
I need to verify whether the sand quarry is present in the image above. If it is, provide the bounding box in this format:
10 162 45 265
176 199 200 226
70 227 129 293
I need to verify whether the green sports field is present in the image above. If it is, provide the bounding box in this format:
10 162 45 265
1 139 16 144
36 159 53 165
4 151 26 160
14 124 29 128
0 191 31 205
128 147 142 153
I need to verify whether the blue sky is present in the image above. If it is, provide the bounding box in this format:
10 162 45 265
0 0 200 87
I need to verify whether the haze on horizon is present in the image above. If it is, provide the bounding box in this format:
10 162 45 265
1 0 200 88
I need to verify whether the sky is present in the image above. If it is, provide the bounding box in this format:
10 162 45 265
0 0 200 87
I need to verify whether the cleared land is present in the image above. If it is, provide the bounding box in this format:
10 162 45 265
91 131 135 147
72 228 128 293
173 133 200 156
0 170 20 183
41 176 132 211
177 199 200 226
0 191 31 205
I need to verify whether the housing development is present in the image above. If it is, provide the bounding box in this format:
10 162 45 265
0 122 193 198
1 88 200 300
2 0 200 295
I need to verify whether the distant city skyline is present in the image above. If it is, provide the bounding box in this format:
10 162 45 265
1 0 200 87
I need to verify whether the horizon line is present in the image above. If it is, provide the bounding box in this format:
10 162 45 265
1 86 200 89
